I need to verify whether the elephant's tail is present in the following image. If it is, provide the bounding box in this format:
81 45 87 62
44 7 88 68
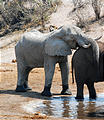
71 56 74 84
91 40 99 65
88 39 100 81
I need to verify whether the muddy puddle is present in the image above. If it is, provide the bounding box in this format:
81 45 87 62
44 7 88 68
23 93 104 119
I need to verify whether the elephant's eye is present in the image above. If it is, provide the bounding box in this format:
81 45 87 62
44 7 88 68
71 36 75 40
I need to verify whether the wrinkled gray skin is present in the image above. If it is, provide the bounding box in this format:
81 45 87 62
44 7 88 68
72 41 104 100
15 24 99 97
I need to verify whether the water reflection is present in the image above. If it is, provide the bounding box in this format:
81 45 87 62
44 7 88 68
23 93 104 119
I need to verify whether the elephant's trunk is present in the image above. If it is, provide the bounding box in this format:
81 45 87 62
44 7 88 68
71 56 74 84
88 38 100 80
88 38 99 66
94 35 102 41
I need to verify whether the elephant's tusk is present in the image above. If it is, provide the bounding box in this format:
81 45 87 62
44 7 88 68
94 35 102 41
82 44 91 48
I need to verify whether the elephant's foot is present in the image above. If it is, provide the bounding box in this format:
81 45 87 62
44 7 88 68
61 85 72 95
61 89 72 95
89 95 97 100
24 83 32 91
75 96 84 100
15 85 27 92
41 86 52 97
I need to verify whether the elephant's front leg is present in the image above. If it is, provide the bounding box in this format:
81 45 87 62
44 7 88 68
86 82 96 99
59 59 72 95
41 56 56 97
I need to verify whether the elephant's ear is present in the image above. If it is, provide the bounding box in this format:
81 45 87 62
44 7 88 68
45 39 72 56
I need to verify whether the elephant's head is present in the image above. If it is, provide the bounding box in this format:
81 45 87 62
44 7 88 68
45 24 100 73
45 25 98 55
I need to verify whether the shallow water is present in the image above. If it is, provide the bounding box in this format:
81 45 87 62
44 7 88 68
23 93 104 119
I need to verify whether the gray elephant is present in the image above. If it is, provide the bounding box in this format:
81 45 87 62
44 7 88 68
72 41 104 99
15 24 99 97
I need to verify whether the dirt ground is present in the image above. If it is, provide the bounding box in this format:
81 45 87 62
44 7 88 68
0 60 104 120
0 0 104 119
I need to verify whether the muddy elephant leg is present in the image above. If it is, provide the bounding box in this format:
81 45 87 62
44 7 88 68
75 82 84 100
16 62 32 92
59 61 72 95
86 82 96 99
41 56 56 97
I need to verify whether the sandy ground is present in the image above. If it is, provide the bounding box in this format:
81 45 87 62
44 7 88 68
1 62 104 120
0 0 104 119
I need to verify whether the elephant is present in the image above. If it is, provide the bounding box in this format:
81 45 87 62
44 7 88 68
72 41 104 99
15 24 100 97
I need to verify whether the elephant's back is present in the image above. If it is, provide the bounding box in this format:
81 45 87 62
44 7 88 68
15 33 44 54
15 31 45 67
22 31 45 45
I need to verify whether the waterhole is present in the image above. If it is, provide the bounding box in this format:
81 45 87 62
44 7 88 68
23 93 104 119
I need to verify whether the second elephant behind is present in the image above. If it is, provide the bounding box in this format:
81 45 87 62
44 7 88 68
72 41 104 99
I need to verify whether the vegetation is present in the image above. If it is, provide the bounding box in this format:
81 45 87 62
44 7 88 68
0 0 61 37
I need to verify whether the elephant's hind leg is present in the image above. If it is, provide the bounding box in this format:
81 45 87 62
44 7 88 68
16 62 32 92
23 67 32 91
